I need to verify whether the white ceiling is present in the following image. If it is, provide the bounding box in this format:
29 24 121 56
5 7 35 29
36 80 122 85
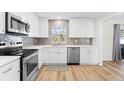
36 12 116 19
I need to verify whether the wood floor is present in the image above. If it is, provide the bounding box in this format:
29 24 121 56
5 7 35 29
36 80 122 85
37 61 124 81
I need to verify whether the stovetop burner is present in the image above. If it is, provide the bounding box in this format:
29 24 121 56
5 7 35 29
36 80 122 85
0 47 38 58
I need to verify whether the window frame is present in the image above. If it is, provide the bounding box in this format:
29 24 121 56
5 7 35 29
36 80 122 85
51 26 66 44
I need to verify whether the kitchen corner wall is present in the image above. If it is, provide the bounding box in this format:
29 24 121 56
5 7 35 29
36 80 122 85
103 16 124 60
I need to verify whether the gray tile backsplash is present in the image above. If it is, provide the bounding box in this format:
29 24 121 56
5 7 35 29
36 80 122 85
0 34 22 42
0 34 35 47
0 34 92 47
22 37 35 47
36 38 92 45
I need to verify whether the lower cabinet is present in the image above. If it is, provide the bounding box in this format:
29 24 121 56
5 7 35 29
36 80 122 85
42 47 51 64
41 47 99 66
57 47 67 64
42 47 67 65
38 49 43 68
0 59 20 81
80 47 99 65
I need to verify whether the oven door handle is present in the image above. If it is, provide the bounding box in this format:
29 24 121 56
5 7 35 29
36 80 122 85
23 52 38 62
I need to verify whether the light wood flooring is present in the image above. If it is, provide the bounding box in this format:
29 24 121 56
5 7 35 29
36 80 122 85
37 61 124 81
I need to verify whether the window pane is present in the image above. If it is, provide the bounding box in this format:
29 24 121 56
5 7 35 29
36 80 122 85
51 27 66 44
120 25 124 37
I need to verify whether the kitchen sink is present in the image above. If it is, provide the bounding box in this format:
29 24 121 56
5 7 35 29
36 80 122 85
52 45 66 48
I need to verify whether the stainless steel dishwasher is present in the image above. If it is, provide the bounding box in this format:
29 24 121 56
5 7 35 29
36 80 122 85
67 47 80 65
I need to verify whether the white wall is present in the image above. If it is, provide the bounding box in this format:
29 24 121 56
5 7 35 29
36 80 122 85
95 19 103 65
103 16 124 60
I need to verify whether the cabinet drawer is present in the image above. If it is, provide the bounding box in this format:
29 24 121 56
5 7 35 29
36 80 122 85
0 59 20 79
0 69 20 81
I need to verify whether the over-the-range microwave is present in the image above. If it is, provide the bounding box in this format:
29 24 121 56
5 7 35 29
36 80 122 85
5 12 30 35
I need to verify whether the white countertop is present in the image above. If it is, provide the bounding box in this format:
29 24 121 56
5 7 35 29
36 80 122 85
23 45 52 49
66 45 96 47
23 45 96 49
0 56 21 68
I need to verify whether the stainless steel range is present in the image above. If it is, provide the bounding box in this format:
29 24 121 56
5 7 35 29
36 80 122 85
0 34 39 81
22 49 39 81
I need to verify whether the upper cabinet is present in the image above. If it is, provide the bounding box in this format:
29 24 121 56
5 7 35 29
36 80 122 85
69 18 95 38
39 18 49 38
27 13 40 37
0 12 5 34
0 12 96 38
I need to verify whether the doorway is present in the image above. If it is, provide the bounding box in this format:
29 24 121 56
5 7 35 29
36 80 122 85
120 25 124 61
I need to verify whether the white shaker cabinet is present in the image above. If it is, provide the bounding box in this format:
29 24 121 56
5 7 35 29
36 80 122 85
69 18 85 38
38 49 43 68
42 47 67 65
39 18 49 38
50 48 58 64
57 47 67 65
0 59 20 81
50 47 67 65
0 12 5 34
80 48 89 64
26 13 40 37
69 18 95 38
80 47 99 65
84 19 95 37
42 48 51 64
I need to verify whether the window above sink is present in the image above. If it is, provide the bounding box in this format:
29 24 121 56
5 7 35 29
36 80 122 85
51 26 66 44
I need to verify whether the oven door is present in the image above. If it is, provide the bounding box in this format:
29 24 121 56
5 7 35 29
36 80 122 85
23 52 39 81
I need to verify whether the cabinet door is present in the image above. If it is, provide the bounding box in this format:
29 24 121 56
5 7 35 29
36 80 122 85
69 18 85 38
43 48 50 64
0 59 20 81
80 47 99 65
0 68 20 81
29 13 40 37
89 48 99 65
84 19 95 37
0 12 5 34
58 47 67 65
50 48 58 64
39 18 49 38
38 49 43 68
80 48 89 64
69 18 95 38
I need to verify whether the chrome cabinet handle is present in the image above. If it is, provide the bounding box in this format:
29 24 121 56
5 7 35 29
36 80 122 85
3 68 12 74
